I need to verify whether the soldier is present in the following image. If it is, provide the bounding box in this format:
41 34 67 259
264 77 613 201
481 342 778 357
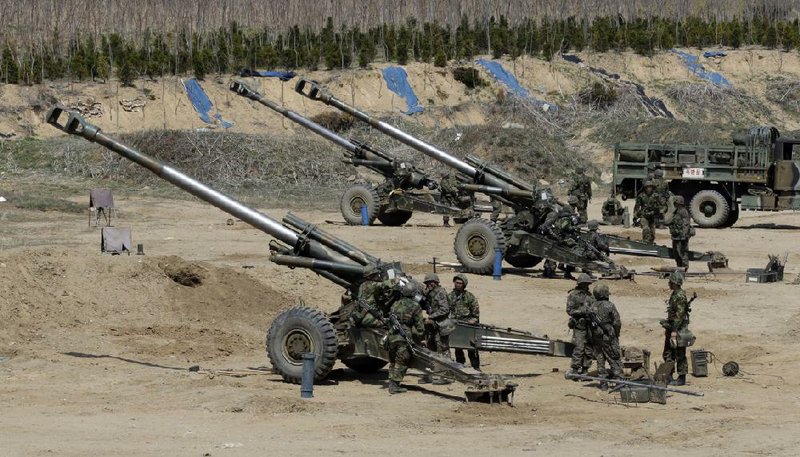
652 169 673 226
566 273 596 377
668 196 694 269
569 166 593 224
544 197 581 279
439 173 460 227
353 265 393 328
589 283 622 389
420 273 453 384
661 271 690 386
634 180 661 244
601 194 624 224
585 220 610 261
448 273 480 370
386 279 426 394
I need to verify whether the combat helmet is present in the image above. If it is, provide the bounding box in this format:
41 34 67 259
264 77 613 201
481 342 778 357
576 273 595 285
673 195 685 206
567 195 579 206
668 270 684 286
593 283 610 300
362 264 380 279
423 273 440 284
643 180 654 188
453 273 469 287
654 169 664 178
587 220 599 231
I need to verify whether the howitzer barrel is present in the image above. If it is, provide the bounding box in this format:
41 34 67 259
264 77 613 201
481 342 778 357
269 241 353 288
282 213 378 265
46 105 334 262
269 255 367 277
459 184 532 199
294 79 515 190
465 155 533 191
230 80 360 156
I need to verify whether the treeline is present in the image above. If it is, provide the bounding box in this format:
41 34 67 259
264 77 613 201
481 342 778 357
2 15 800 85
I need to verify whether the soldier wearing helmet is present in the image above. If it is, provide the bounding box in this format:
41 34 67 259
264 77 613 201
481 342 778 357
420 273 453 384
385 277 426 394
668 195 694 268
448 273 480 369
601 193 624 224
589 283 622 388
661 271 691 386
634 180 661 244
352 265 393 328
565 273 596 377
585 220 610 261
568 166 592 224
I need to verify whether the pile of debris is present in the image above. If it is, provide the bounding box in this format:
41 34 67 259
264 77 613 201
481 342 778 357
120 98 146 113
69 99 103 118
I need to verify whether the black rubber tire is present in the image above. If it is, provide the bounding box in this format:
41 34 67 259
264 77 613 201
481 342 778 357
377 209 413 226
723 209 740 228
505 254 543 269
689 190 731 228
340 183 380 225
341 356 388 373
266 306 338 384
453 218 506 274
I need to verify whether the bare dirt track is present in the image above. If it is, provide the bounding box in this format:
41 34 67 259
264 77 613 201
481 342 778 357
1 195 800 456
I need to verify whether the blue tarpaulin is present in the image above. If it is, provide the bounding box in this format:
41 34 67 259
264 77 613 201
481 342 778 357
381 66 423 115
239 69 297 81
182 78 234 128
672 50 731 87
476 59 556 112
702 50 727 58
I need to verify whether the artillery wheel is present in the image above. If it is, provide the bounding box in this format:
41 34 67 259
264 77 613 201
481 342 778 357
266 306 338 384
342 356 388 373
377 209 413 226
721 207 740 228
505 254 542 269
340 183 380 225
453 218 506 274
689 190 730 228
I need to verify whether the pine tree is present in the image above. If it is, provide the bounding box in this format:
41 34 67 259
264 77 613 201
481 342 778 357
2 47 20 84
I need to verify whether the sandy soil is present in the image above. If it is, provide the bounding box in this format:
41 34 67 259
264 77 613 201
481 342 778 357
1 190 799 456
3 48 800 140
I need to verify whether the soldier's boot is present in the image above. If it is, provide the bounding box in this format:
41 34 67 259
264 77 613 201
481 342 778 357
669 374 686 386
388 381 407 394
565 368 581 381
442 216 451 227
418 373 433 384
432 377 453 385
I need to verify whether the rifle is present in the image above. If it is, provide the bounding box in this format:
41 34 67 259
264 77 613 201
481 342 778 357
565 372 704 397
355 297 415 348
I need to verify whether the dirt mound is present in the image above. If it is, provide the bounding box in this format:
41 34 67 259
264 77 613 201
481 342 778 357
0 249 291 359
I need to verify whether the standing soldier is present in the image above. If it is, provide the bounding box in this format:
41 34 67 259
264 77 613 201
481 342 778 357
439 173 460 227
668 196 694 269
569 166 593 224
634 180 661 244
448 274 480 370
386 279 426 394
652 169 673 225
589 283 622 389
566 273 596 377
420 273 453 384
353 265 393 328
661 271 691 386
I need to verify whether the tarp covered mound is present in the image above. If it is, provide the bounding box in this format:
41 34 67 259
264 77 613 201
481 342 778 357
476 59 556 112
182 78 234 128
672 50 731 87
239 69 297 81
381 66 423 115
703 51 727 58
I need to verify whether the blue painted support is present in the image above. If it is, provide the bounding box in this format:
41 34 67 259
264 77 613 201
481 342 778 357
492 248 503 280
360 205 369 226
301 353 316 398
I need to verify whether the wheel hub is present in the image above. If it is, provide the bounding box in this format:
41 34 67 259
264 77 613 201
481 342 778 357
283 329 313 363
701 201 717 216
350 197 366 214
466 234 488 259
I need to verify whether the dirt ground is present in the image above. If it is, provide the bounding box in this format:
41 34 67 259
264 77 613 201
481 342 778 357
0 192 799 456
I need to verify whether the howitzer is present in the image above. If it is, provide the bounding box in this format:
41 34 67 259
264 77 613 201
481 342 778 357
294 79 724 275
564 372 704 397
47 105 567 403
230 80 477 227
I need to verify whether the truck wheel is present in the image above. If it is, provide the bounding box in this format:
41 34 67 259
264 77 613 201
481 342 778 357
723 209 740 227
505 254 542 268
689 190 730 228
454 219 506 274
266 306 338 384
340 184 380 225
376 209 413 226
342 356 388 373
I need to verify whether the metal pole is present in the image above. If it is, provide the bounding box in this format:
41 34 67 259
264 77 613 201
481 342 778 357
301 353 316 398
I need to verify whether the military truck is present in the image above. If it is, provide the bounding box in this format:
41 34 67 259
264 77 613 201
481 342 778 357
47 105 578 403
614 126 800 228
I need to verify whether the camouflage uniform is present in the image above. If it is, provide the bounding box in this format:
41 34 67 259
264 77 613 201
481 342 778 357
439 173 460 226
354 278 395 328
585 220 610 261
387 296 425 388
634 183 661 244
569 168 592 224
601 195 624 223
589 284 623 380
662 272 690 383
668 197 693 268
544 201 580 278
448 273 480 370
424 282 451 355
566 274 596 374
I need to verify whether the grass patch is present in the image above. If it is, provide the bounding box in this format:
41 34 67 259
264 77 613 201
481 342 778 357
4 190 84 213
